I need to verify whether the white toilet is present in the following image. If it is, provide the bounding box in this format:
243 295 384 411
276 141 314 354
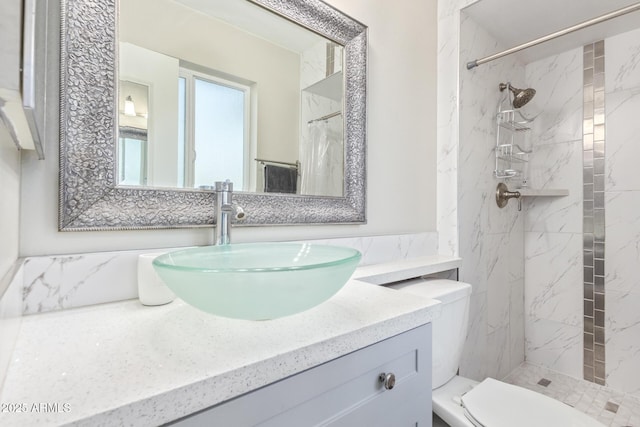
389 278 605 427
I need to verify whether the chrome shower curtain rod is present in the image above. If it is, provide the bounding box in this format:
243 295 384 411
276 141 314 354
466 2 640 70
307 110 342 124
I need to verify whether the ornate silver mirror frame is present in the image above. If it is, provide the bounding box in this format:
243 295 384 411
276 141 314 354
59 0 367 231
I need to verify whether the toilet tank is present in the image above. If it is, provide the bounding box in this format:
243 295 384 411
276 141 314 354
388 278 472 389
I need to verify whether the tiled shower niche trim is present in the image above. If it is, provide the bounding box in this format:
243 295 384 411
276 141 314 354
583 40 606 386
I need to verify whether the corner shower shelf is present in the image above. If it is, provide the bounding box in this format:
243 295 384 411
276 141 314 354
517 188 569 197
496 153 528 163
493 88 569 198
303 71 343 101
496 184 569 210
498 120 530 132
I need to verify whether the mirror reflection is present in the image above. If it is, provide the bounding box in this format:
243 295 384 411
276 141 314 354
118 0 345 196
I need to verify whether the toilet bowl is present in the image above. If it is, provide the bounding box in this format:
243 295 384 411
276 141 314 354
389 278 605 427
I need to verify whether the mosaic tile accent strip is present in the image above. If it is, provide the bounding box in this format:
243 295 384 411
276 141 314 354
504 362 640 427
583 40 606 386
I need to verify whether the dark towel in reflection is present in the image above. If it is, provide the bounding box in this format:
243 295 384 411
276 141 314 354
264 164 297 193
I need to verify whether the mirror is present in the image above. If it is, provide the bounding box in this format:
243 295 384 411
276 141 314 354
59 0 367 230
118 0 345 197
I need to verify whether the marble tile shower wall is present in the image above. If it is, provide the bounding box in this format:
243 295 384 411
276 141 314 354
522 47 585 379
438 0 640 392
456 13 525 381
604 27 640 397
20 233 438 315
436 0 479 258
521 26 640 395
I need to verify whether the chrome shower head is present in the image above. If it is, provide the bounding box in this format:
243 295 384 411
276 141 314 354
499 82 536 108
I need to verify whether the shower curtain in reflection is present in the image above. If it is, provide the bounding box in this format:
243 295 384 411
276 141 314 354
300 119 343 197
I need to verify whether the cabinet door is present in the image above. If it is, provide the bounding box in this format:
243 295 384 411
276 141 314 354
170 324 432 427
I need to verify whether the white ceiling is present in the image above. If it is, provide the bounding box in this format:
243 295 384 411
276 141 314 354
173 0 327 53
463 0 640 64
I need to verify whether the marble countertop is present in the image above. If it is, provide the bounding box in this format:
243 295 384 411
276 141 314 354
0 270 445 426
353 254 461 284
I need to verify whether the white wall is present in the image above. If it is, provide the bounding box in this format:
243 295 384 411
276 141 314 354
325 0 438 231
18 0 438 257
0 124 20 283
120 0 301 167
0 0 20 91
120 43 180 187
0 0 22 283
456 13 526 381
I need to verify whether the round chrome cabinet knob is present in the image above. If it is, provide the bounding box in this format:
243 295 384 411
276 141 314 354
379 372 396 390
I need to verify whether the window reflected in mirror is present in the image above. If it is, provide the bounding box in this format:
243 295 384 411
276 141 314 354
178 68 250 189
117 0 345 196
118 80 149 186
119 133 148 186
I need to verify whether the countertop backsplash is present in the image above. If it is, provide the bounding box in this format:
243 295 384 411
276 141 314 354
19 232 438 315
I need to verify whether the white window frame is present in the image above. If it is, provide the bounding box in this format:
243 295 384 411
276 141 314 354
178 67 252 188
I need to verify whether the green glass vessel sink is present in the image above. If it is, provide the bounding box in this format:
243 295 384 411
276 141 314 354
152 243 361 320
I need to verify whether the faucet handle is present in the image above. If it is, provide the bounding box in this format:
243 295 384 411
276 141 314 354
214 180 233 192
234 205 246 221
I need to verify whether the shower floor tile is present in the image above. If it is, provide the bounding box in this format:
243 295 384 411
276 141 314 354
503 362 640 427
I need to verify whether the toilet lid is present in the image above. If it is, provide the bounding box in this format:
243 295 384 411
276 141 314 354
461 378 605 427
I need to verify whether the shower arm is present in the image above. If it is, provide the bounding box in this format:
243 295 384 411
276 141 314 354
467 2 640 70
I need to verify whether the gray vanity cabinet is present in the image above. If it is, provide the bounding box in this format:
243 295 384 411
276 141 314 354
170 324 432 426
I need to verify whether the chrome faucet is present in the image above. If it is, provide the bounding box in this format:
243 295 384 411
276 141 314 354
214 180 246 245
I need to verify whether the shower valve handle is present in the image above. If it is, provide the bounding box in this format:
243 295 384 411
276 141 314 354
496 183 522 211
